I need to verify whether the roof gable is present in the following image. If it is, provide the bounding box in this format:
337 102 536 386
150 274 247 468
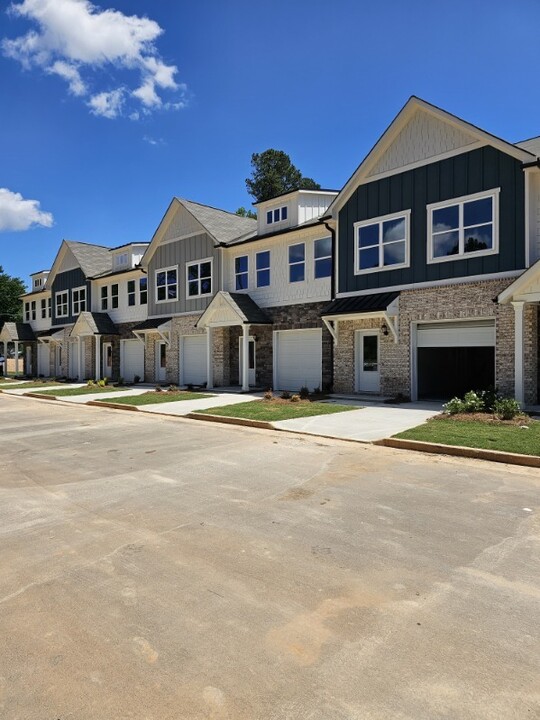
48 240 111 284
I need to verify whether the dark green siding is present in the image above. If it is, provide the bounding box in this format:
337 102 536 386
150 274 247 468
338 146 525 293
51 269 91 326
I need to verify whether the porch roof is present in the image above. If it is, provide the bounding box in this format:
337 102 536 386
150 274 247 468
196 291 271 329
498 259 540 304
321 292 400 318
132 317 172 332
0 322 36 342
70 312 118 336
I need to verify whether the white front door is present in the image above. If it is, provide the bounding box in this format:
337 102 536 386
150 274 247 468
355 331 380 393
239 337 256 386
103 342 113 379
155 341 167 383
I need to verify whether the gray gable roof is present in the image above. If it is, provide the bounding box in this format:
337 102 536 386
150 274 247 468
177 198 257 245
515 136 540 157
65 241 112 278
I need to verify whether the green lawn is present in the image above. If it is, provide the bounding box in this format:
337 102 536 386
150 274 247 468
0 380 62 390
34 385 129 397
395 417 540 457
95 391 213 406
198 399 357 422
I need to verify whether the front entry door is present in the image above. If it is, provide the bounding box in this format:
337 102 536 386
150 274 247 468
239 337 256 386
103 342 113 379
156 341 167 383
355 331 380 393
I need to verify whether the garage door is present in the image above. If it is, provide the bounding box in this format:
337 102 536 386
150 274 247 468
122 340 144 382
38 343 50 377
274 329 322 391
416 320 495 400
181 335 207 386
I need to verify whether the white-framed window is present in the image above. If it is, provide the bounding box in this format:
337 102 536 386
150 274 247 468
24 302 30 322
111 283 119 309
354 210 410 274
289 243 305 283
127 280 136 306
41 298 47 319
314 237 332 278
48 297 52 318
256 250 270 288
72 286 86 315
100 286 108 311
31 300 36 320
155 266 178 302
235 255 249 290
139 277 148 305
427 189 499 263
55 291 69 318
266 206 288 225
186 259 212 298
34 278 42 289
114 252 129 269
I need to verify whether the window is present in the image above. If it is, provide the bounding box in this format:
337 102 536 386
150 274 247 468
56 291 68 318
48 297 52 318
156 267 177 302
31 301 36 320
266 206 288 224
24 302 30 322
114 252 129 268
314 237 332 278
100 286 108 311
34 278 42 289
186 259 212 297
289 243 305 282
127 280 136 306
41 298 47 319
139 277 147 305
428 190 498 263
72 287 86 315
354 211 410 274
235 256 249 290
111 284 119 309
256 251 270 288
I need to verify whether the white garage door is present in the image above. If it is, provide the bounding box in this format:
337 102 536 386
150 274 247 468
274 329 322 391
181 335 207 386
417 320 495 347
38 343 50 377
122 340 144 382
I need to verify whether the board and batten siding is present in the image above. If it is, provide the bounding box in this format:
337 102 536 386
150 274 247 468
51 269 90 326
338 146 526 293
147 232 221 316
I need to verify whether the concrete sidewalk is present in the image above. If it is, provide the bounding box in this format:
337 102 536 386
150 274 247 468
138 391 263 416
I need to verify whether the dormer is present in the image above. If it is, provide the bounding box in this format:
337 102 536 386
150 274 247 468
30 270 49 291
255 189 339 235
110 243 149 271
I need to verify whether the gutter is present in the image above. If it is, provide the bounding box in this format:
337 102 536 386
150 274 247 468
321 219 336 300
522 159 540 169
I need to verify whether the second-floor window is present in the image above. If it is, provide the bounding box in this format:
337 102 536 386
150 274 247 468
24 302 30 321
127 280 136 306
428 190 497 263
111 284 119 309
56 291 69 318
31 301 36 320
139 277 148 305
156 267 177 302
289 243 305 283
256 251 270 288
48 297 52 318
355 211 410 274
100 286 108 311
186 259 212 297
235 256 248 290
72 287 86 315
266 206 288 225
41 298 47 319
314 237 332 278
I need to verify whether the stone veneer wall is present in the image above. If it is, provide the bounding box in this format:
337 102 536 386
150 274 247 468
333 278 538 404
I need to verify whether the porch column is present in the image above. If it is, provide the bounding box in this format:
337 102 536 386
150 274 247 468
95 335 101 381
206 327 213 390
14 341 20 375
0 341 4 376
241 323 250 392
512 301 525 406
78 336 83 381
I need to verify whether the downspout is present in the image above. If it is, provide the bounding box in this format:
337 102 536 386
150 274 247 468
322 218 336 391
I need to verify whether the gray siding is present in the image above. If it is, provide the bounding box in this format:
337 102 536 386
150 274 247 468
51 269 91 326
148 233 221 316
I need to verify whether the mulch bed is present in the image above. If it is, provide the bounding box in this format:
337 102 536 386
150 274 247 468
433 412 532 426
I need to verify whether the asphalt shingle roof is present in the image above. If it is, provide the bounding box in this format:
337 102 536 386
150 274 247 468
65 241 112 278
132 317 172 331
177 199 257 245
515 137 540 157
227 293 272 324
0 322 36 341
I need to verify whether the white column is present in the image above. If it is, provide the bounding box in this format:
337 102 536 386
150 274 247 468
512 301 525 406
206 327 213 390
241 324 250 392
78 336 83 380
95 335 101 381
14 341 19 376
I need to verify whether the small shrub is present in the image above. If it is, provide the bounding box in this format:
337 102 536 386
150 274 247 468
186 383 194 391
86 379 95 387
168 384 178 392
280 390 291 400
476 387 500 413
312 386 321 396
443 397 465 415
97 379 107 388
133 374 140 384
299 386 310 400
155 385 163 393
462 390 485 413
493 397 521 421
116 377 124 386
290 394 300 403
263 390 273 401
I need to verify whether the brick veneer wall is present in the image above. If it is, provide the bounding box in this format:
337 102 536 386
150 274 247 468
333 278 538 403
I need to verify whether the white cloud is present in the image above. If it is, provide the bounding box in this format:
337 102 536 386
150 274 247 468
0 188 54 232
2 0 187 118
88 87 124 118
143 135 165 146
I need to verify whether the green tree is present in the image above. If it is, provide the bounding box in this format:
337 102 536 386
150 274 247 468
0 266 26 325
245 149 320 203
235 207 257 219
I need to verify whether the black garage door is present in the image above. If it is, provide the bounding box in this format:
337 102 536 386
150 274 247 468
418 346 495 400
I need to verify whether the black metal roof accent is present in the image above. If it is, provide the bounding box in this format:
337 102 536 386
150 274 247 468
132 317 172 331
322 292 400 316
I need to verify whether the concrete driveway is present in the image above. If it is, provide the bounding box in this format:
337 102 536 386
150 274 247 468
0 395 538 720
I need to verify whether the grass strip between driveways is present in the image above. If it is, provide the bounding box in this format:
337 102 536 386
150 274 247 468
0 380 64 390
94 391 213 406
34 385 130 397
197 399 357 422
394 418 540 457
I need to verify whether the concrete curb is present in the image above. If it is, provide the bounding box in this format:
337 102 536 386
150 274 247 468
87 400 139 411
24 392 58 400
377 437 540 468
187 412 273 430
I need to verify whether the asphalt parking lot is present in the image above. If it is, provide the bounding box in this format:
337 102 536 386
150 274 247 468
1 395 539 720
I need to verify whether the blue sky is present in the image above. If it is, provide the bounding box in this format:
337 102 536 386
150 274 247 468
2 0 540 285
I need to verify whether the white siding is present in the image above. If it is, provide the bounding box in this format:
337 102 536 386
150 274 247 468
224 227 331 307
297 193 337 225
91 272 148 324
